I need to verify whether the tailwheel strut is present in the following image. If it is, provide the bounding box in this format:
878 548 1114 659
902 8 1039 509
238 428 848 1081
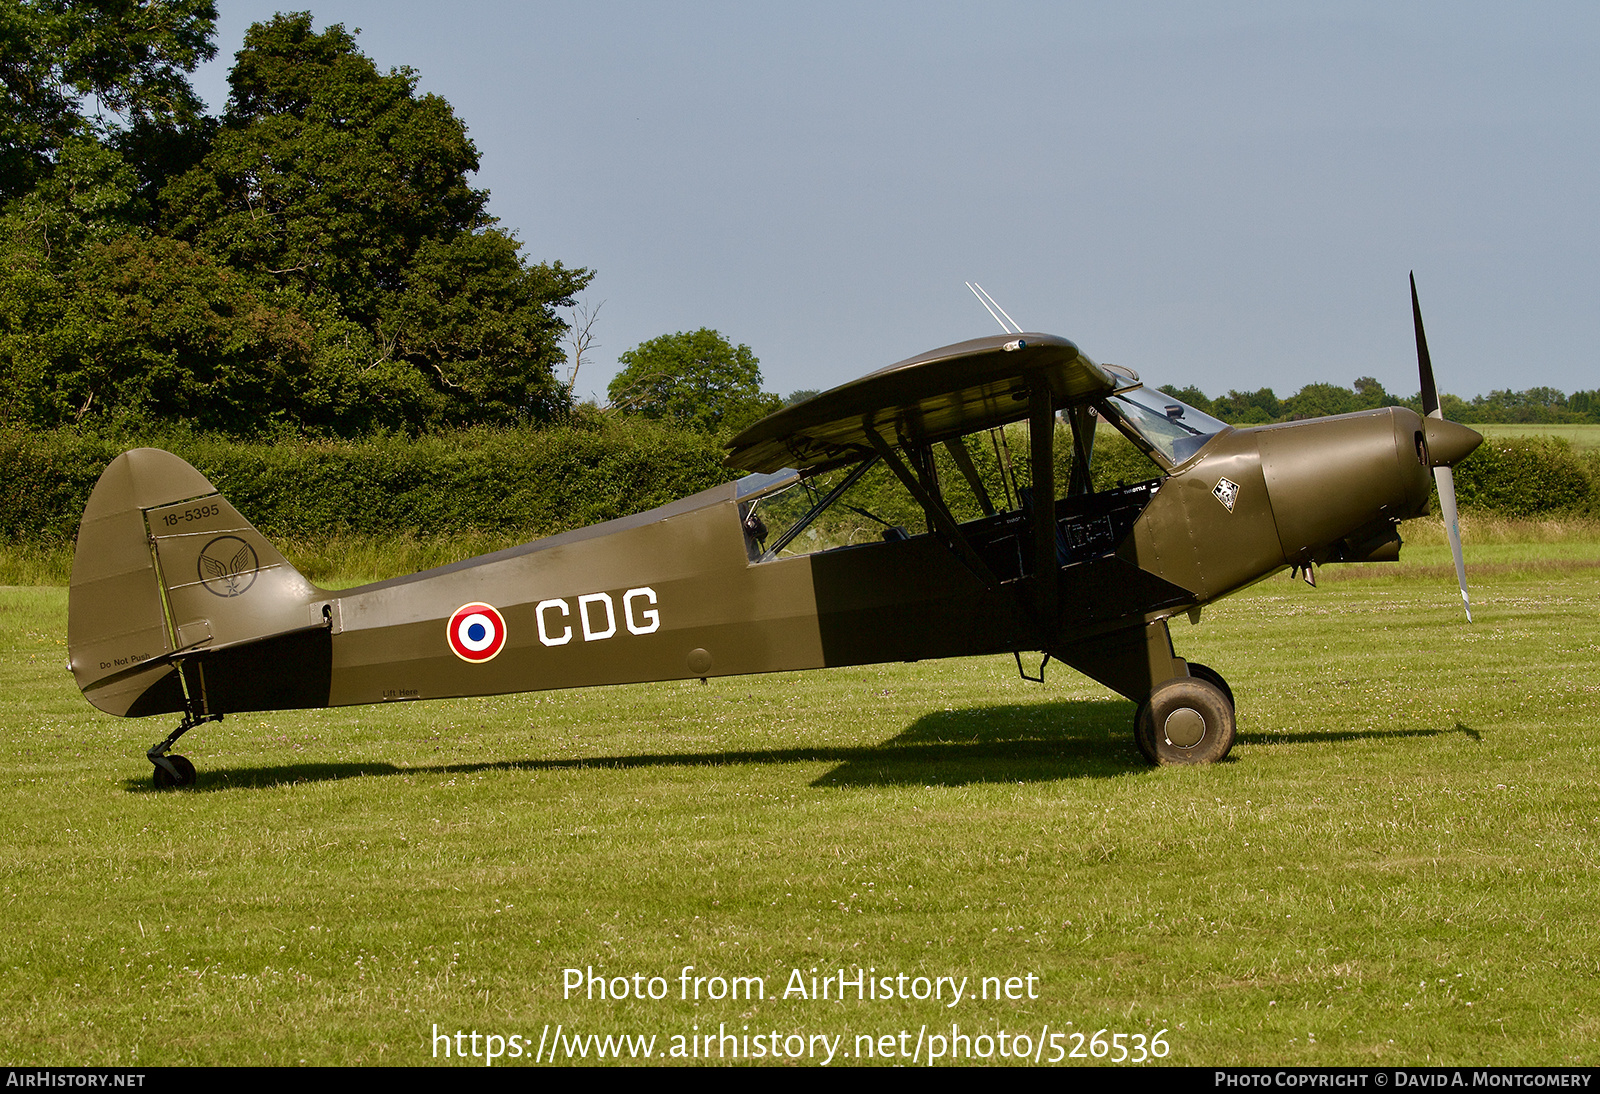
148 710 221 790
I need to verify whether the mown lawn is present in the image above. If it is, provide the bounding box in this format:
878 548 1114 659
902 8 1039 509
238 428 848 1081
1 542 1597 1066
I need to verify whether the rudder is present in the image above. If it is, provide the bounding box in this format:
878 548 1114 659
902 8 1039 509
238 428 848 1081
68 449 333 718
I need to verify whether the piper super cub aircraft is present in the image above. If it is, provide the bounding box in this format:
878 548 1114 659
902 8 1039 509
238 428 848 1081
67 278 1481 787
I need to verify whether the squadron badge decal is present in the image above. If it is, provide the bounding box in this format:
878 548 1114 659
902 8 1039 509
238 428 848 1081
1213 477 1239 513
448 603 507 663
197 536 260 597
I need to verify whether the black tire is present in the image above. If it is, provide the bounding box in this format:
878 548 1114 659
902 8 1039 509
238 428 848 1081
1184 662 1234 710
1134 678 1236 766
152 755 196 790
1132 698 1158 763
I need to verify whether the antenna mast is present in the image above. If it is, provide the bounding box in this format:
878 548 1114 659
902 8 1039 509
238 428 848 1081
965 282 1023 334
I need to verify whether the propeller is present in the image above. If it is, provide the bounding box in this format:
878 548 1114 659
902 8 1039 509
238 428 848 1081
1411 272 1474 622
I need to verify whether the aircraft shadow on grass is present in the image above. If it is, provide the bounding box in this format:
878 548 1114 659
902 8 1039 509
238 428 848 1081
1238 721 1481 747
118 708 1479 793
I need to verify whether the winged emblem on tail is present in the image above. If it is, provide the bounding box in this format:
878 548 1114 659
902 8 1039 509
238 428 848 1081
196 536 260 597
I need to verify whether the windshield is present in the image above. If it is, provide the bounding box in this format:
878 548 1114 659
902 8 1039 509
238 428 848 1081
1106 388 1229 465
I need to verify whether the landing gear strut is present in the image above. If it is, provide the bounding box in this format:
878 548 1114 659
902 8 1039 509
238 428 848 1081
147 710 220 790
1134 671 1236 766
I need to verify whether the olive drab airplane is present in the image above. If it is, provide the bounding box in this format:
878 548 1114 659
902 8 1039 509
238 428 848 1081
67 277 1482 788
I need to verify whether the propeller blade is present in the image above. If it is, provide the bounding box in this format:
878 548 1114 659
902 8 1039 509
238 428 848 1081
1411 271 1439 418
1413 272 1473 622
1434 466 1471 622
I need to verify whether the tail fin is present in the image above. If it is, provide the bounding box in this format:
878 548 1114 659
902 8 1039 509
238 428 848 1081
68 449 333 718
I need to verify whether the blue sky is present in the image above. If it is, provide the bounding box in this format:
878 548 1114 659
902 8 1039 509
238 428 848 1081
195 3 1600 403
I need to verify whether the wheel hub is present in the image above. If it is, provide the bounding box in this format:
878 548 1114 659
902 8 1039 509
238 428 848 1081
1163 707 1206 748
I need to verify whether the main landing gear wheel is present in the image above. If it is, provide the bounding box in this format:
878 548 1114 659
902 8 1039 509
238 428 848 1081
1134 677 1236 766
1183 662 1235 711
152 754 196 790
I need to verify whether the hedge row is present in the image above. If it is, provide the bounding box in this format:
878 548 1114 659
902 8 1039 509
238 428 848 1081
0 420 730 544
1447 436 1600 518
1 425 1594 547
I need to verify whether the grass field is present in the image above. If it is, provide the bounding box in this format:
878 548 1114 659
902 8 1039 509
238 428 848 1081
3 538 1598 1066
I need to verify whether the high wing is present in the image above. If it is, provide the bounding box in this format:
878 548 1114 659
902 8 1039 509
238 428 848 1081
724 333 1133 474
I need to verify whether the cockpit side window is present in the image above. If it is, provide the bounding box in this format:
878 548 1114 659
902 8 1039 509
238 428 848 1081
736 432 1026 562
736 415 1166 576
738 459 921 560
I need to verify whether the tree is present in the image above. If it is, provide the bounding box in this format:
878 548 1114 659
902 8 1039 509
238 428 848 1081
1352 376 1387 403
1212 387 1282 424
384 233 588 425
162 15 487 321
156 12 589 430
0 232 317 431
1282 382 1359 420
563 298 603 398
0 8 589 434
609 328 779 433
1 0 217 203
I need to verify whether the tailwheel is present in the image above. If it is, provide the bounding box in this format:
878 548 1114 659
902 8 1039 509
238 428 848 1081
147 706 218 790
152 754 196 790
1134 677 1236 766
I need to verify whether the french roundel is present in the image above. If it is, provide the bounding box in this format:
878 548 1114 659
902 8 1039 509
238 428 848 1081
447 602 507 663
